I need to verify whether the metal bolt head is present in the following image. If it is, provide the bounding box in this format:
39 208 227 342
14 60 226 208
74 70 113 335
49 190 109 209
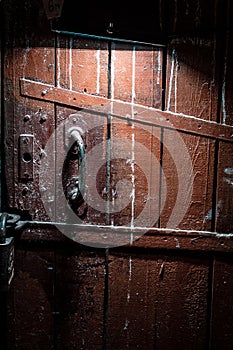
24 115 31 122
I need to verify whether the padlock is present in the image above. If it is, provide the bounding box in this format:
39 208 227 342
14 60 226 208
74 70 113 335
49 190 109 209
0 213 15 292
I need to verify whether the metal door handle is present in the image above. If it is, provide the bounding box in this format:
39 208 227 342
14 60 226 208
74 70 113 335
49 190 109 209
67 128 85 201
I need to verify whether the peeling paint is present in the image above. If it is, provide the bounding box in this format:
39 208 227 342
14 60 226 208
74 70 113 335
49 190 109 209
174 237 180 248
204 208 212 222
224 178 233 186
224 168 233 175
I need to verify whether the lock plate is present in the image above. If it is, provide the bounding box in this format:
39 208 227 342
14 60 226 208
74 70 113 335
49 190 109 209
19 134 34 181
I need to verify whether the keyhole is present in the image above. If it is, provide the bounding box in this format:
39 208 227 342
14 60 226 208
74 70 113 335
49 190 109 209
22 152 32 163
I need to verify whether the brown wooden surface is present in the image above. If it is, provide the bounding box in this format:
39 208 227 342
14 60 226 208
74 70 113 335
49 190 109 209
2 0 233 349
108 251 210 350
210 256 233 350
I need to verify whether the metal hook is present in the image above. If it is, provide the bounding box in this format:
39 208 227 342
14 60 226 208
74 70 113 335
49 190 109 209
0 213 8 244
68 128 86 198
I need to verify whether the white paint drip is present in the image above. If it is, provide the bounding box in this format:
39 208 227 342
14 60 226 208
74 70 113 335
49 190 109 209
222 80 227 125
174 237 180 248
111 43 116 100
127 256 132 302
157 50 162 85
96 48 101 94
57 37 61 88
174 52 179 113
130 48 136 244
69 37 73 90
224 178 233 186
204 208 212 222
224 168 233 175
132 47 136 102
167 49 178 111
124 319 129 330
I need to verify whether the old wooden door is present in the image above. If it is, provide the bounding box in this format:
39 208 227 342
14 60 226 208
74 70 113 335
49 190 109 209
1 0 233 349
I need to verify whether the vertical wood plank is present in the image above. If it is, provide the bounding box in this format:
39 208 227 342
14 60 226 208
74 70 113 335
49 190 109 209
221 0 233 126
210 257 233 349
108 252 210 350
110 119 161 234
56 36 109 96
55 248 105 350
160 130 215 230
107 252 159 350
111 43 163 108
155 255 210 350
7 247 55 350
165 37 219 121
55 36 109 233
165 0 225 121
215 142 233 233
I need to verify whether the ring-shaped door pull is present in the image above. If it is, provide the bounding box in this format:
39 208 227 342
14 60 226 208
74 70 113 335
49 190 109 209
68 128 85 200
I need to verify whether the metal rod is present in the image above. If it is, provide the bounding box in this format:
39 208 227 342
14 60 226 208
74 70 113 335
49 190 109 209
51 28 166 49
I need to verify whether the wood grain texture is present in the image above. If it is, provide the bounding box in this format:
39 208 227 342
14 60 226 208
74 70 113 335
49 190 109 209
107 251 210 350
210 257 233 350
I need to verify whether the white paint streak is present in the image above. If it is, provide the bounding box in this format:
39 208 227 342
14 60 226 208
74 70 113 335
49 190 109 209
174 52 179 113
69 37 73 90
57 37 61 88
127 256 132 302
157 50 162 85
174 237 180 248
111 44 116 99
130 48 136 244
222 64 227 125
224 178 233 186
124 319 129 330
132 47 136 102
96 48 101 94
167 49 177 111
204 208 212 222
224 168 233 175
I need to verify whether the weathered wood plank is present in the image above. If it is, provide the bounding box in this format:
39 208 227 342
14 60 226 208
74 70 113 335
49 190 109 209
165 0 226 122
215 141 233 233
20 79 233 142
210 257 233 349
107 253 159 349
7 247 55 350
154 255 210 350
160 130 215 231
108 252 210 350
55 248 105 350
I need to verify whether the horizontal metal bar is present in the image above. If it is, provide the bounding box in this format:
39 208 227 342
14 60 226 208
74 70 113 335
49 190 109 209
20 78 233 142
51 29 166 48
17 220 233 238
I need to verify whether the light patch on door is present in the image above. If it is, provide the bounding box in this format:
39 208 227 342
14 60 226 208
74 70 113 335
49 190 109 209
39 106 194 248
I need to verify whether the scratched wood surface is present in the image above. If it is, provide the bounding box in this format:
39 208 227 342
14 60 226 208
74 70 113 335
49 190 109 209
210 256 233 350
2 0 233 349
108 251 210 350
